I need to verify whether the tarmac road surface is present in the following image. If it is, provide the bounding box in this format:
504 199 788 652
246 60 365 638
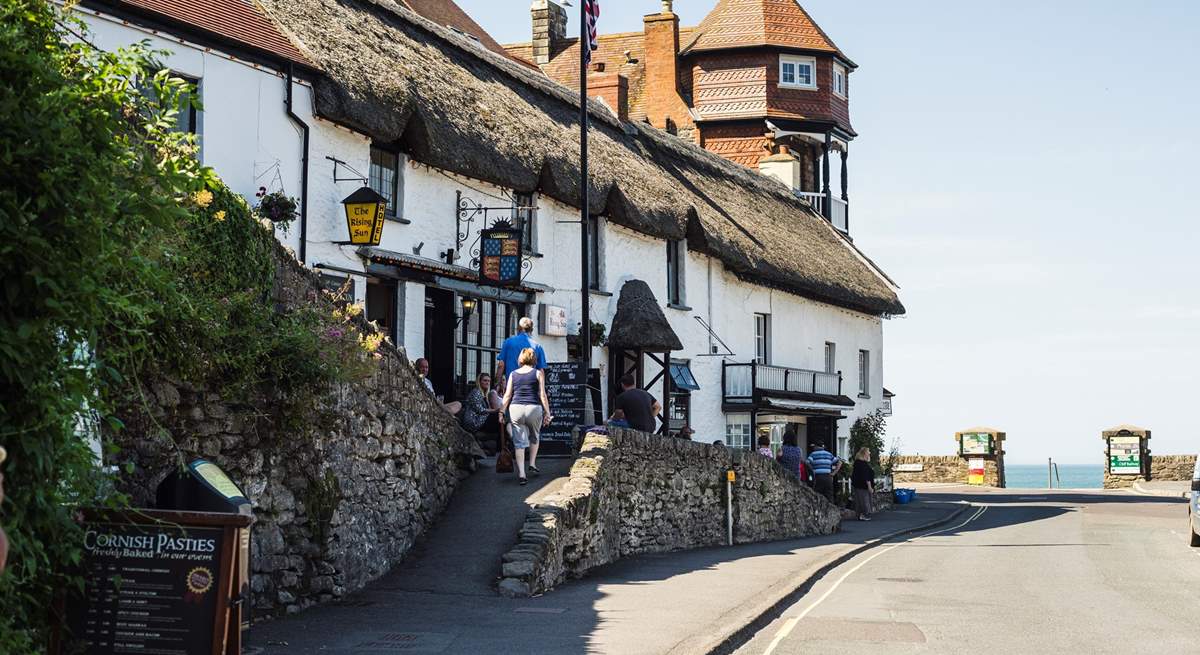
732 487 1200 655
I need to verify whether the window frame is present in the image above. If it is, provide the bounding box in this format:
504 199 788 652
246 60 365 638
666 239 686 306
369 145 403 219
754 313 771 365
779 55 817 90
858 349 870 398
725 413 752 450
824 341 836 374
832 63 848 99
512 191 537 253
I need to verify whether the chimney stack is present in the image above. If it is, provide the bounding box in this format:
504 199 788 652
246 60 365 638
531 0 567 65
642 3 689 134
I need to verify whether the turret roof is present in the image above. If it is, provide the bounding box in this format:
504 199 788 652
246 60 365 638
682 0 853 65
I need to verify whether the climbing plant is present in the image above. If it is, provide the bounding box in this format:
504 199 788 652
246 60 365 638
0 2 379 649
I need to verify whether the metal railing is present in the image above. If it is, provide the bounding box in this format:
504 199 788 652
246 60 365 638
723 361 842 402
795 191 848 233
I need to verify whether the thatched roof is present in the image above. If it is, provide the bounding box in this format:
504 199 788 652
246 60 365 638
607 280 683 351
257 0 904 316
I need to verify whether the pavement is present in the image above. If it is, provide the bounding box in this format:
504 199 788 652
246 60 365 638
1133 479 1192 499
248 477 966 655
731 487 1200 655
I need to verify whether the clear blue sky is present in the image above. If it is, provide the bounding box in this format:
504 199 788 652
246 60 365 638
460 0 1200 464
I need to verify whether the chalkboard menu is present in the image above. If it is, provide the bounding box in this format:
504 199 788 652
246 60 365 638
64 510 248 655
542 362 588 442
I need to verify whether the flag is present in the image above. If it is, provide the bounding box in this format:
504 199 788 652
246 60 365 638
583 0 600 64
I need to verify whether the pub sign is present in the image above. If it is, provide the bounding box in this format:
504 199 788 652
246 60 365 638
341 186 387 246
479 222 523 286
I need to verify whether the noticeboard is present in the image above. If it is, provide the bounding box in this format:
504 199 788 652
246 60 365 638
63 509 249 655
968 458 986 485
1109 435 1142 475
541 361 588 443
960 433 993 456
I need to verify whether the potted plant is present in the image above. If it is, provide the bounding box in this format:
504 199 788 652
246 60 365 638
255 186 299 230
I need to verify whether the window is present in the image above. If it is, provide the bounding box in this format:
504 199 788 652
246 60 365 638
668 360 698 435
779 55 816 89
858 349 870 397
513 192 537 252
369 146 402 218
754 313 771 364
366 278 397 344
666 240 685 306
455 298 519 398
833 64 847 98
824 342 836 374
139 72 199 135
587 215 602 290
725 413 752 450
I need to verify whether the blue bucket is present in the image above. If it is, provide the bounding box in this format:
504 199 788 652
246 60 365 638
893 488 915 504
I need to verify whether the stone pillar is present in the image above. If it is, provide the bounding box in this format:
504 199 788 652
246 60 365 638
954 427 1006 488
1102 425 1150 489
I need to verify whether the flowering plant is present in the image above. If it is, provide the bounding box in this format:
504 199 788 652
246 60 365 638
255 186 298 229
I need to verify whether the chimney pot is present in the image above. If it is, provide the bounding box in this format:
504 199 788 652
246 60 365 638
661 1 673 13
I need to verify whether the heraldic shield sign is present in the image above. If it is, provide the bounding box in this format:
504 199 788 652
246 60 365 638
479 221 523 286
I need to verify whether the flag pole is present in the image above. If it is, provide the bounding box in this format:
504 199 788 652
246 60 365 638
579 0 592 369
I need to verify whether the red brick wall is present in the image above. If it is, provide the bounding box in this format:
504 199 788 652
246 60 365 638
643 12 692 135
698 121 768 167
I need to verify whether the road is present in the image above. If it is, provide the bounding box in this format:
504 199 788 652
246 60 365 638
732 487 1200 655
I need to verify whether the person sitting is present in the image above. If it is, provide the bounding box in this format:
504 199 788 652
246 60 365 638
607 408 630 429
613 375 659 433
756 434 774 458
462 372 502 453
415 357 461 416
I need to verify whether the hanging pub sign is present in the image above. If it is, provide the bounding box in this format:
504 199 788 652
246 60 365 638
341 186 387 246
479 220 523 286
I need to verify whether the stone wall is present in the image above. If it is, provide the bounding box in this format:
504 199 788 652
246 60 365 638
112 245 478 618
1150 455 1196 481
498 428 841 597
886 455 1003 487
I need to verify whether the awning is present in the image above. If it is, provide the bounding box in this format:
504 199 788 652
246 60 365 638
762 395 855 412
669 362 700 391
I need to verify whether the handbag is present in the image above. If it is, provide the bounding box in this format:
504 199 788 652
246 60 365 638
496 427 514 474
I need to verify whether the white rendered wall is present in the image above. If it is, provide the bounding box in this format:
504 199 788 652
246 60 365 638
80 8 889 452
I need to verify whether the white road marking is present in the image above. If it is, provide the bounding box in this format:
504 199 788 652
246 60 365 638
759 505 988 655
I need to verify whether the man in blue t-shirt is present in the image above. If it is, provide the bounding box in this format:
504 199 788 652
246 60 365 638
495 316 547 391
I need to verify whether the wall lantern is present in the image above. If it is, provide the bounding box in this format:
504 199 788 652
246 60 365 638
457 296 478 326
341 186 387 246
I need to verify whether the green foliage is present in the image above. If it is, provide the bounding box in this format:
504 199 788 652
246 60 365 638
0 3 377 649
848 409 888 473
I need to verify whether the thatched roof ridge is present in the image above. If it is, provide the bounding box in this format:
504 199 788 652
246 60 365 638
607 280 683 351
257 0 903 316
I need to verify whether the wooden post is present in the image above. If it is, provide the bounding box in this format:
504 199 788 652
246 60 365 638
822 132 832 220
840 146 849 232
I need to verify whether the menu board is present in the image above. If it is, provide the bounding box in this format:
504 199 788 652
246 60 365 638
541 362 588 442
66 519 227 654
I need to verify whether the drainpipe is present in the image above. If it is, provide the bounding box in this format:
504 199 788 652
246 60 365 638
284 62 311 267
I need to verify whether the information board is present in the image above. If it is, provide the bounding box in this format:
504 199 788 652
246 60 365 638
66 518 228 654
541 361 588 442
1109 435 1142 475
968 458 986 485
960 433 993 456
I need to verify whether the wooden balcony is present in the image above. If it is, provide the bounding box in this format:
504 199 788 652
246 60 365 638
723 361 843 404
795 192 848 234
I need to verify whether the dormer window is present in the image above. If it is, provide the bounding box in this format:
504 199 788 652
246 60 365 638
779 55 816 90
833 63 848 98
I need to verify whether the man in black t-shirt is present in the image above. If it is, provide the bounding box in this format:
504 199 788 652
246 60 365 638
612 374 660 433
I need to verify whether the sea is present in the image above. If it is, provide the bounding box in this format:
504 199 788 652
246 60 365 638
1005 464 1103 489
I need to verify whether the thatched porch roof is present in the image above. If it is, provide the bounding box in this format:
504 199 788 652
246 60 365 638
258 0 904 316
607 280 683 352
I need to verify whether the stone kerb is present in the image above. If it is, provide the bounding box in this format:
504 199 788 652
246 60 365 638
498 428 841 598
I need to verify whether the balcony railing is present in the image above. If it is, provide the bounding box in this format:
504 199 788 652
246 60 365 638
795 192 848 234
723 361 842 403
